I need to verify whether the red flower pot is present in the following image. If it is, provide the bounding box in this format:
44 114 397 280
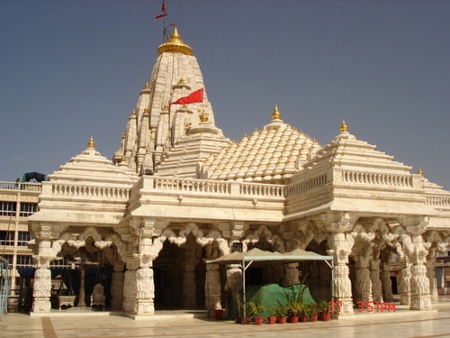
278 316 287 324
254 316 264 325
267 315 277 324
321 312 331 321
289 316 299 323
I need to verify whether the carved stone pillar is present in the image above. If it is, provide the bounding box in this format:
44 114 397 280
354 255 372 305
283 263 300 286
398 258 411 305
206 263 221 317
123 257 139 313
370 259 383 303
127 220 165 317
110 264 124 310
183 262 197 308
380 265 394 302
32 255 52 313
135 265 155 315
226 264 242 302
426 249 438 300
30 224 65 313
325 212 356 316
402 217 432 310
205 243 222 317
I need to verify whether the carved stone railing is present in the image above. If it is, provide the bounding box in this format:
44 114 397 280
0 181 42 192
147 177 285 198
152 178 231 194
50 184 129 199
285 173 328 197
426 196 450 207
239 183 284 197
340 171 413 187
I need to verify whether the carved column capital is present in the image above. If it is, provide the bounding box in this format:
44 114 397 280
219 221 248 240
401 216 429 236
30 223 67 240
131 218 169 237
319 212 357 233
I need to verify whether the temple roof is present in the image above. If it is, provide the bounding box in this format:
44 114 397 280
49 137 137 185
114 27 219 175
202 106 321 183
302 121 413 174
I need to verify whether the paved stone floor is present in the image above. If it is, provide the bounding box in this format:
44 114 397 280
2 299 450 338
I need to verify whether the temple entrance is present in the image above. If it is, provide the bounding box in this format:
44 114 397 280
153 234 206 310
48 236 116 309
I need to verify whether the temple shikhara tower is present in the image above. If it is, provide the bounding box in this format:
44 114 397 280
26 27 450 319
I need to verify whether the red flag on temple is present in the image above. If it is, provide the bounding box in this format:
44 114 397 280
171 88 204 105
154 13 167 20
154 0 167 20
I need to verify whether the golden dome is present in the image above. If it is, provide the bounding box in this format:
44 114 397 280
157 27 193 56
272 104 281 120
200 110 208 122
340 120 348 132
88 136 95 148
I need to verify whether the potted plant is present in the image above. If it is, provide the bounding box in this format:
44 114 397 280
286 301 301 323
267 307 278 324
299 302 309 322
246 302 265 325
318 299 332 321
274 304 287 324
309 303 320 322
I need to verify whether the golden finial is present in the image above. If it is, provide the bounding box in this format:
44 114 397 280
200 110 208 122
157 27 193 56
417 168 423 175
144 107 150 113
272 104 281 120
340 120 348 132
88 136 95 148
132 109 136 116
178 77 185 83
144 82 150 88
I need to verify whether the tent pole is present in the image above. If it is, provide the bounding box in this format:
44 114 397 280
242 260 246 322
331 259 335 313
242 260 254 324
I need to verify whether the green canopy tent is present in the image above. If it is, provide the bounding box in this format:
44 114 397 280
206 248 333 320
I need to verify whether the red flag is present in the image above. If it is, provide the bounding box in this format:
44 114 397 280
154 0 167 20
154 13 167 20
171 89 204 105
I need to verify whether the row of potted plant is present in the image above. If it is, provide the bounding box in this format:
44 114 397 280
271 299 331 323
237 299 331 325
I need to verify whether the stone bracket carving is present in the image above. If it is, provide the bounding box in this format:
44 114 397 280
320 211 357 233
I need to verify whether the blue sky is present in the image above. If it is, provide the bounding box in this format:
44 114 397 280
1 0 449 190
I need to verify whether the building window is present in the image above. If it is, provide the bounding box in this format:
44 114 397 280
51 257 69 268
0 201 16 217
16 255 33 267
0 231 14 246
19 203 38 217
3 254 13 266
17 232 31 246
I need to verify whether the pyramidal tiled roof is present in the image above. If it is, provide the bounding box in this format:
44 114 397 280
202 108 321 183
49 138 138 185
302 121 412 173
